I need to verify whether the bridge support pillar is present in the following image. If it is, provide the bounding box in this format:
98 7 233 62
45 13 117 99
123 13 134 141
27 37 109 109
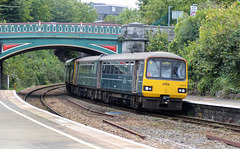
121 23 147 53
0 61 2 90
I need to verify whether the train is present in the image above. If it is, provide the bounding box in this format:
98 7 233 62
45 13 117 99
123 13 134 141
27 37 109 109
64 52 188 111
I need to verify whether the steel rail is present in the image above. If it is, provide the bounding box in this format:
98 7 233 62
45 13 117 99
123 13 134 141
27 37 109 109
172 114 240 132
40 86 65 117
102 119 146 139
23 83 65 101
206 135 240 148
138 111 240 133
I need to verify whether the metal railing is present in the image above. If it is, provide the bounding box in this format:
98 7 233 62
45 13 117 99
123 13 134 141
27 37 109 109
0 22 122 35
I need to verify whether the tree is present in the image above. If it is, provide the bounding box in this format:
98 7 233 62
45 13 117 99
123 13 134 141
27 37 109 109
146 28 169 52
0 0 98 23
3 50 64 91
117 8 144 25
0 0 33 22
30 0 52 22
72 2 98 23
140 0 236 25
104 15 118 22
50 0 97 23
184 3 240 95
168 11 205 54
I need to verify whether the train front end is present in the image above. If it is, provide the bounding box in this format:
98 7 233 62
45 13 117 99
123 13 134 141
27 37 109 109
142 57 188 110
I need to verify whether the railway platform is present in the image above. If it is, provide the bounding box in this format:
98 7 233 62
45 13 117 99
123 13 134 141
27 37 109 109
183 96 240 124
184 95 240 108
0 90 153 149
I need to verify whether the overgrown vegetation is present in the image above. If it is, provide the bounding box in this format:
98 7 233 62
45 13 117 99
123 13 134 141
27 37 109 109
3 50 64 91
179 3 240 98
146 28 169 52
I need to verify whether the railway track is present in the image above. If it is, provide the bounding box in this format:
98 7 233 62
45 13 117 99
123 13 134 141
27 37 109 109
23 83 65 112
24 84 240 132
69 93 240 133
22 85 240 148
68 93 240 147
23 84 146 139
23 83 65 102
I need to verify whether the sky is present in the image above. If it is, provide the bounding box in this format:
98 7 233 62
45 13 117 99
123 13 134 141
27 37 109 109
81 0 139 9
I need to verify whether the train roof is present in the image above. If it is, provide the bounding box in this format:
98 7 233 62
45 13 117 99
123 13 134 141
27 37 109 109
65 57 78 65
75 52 185 62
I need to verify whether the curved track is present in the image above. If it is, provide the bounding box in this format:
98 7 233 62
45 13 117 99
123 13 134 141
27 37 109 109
23 84 65 114
22 85 240 147
23 84 146 139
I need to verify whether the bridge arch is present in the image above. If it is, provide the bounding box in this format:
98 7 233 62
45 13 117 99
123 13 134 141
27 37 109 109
0 22 122 61
0 44 110 61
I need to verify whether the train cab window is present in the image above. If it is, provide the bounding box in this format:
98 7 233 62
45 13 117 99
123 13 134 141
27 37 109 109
172 61 185 79
147 58 186 80
161 61 172 78
147 60 160 77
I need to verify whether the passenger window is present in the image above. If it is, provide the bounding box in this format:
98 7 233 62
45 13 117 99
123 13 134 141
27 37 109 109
102 65 106 74
114 66 119 74
106 65 110 74
110 65 114 74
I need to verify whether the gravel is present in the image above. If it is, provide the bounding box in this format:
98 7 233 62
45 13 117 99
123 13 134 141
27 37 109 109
18 86 240 149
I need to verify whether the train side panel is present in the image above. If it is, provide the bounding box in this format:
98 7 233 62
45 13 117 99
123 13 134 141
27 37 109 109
76 61 98 87
100 61 134 94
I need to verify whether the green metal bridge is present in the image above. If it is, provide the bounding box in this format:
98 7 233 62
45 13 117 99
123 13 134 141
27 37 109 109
0 22 122 60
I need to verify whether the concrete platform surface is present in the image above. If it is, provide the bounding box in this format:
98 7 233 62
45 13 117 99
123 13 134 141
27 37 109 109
184 95 240 109
0 90 153 149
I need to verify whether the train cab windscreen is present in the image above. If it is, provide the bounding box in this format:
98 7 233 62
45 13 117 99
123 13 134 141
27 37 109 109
146 58 186 80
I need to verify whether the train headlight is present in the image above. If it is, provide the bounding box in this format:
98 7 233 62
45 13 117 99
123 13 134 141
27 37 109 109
144 86 153 91
178 88 186 93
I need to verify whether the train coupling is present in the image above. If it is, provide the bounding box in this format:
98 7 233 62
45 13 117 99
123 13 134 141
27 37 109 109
161 95 170 105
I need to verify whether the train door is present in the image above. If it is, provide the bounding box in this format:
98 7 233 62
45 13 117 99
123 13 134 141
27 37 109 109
97 61 102 88
73 62 79 85
132 60 144 93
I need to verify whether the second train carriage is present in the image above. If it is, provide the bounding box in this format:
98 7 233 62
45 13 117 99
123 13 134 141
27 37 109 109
64 52 188 110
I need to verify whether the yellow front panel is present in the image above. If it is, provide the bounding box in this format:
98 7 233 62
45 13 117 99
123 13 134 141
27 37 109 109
142 79 187 99
142 57 188 99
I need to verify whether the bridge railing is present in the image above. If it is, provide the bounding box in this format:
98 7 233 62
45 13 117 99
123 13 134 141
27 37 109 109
0 22 122 35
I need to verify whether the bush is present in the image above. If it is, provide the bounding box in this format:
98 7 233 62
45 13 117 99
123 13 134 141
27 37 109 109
185 3 240 96
3 50 64 91
146 28 169 52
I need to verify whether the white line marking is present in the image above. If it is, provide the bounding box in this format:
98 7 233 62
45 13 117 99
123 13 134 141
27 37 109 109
0 100 102 149
55 119 69 124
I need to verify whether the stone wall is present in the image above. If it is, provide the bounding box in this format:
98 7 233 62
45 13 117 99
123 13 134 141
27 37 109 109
121 22 175 53
182 102 240 124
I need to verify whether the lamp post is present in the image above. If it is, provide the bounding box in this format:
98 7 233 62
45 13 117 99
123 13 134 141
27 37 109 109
168 6 173 26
